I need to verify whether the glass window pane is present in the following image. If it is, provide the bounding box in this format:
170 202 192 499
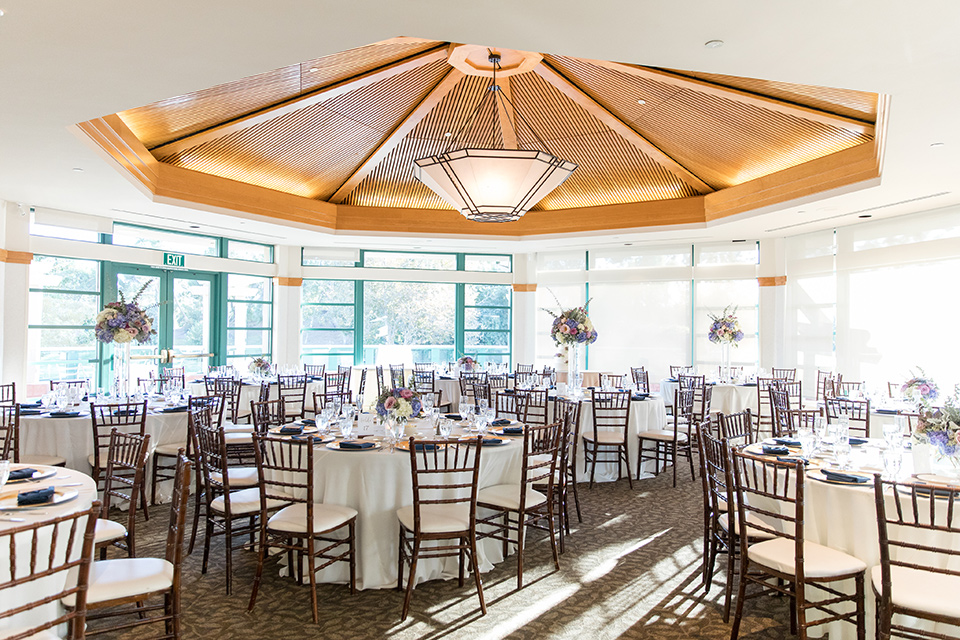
31 256 99 291
363 281 454 362
464 331 510 347
302 280 354 304
27 328 98 385
465 284 510 307
363 252 456 270
228 275 271 302
696 242 759 266
28 292 99 327
227 240 273 263
228 302 271 329
302 330 354 347
465 254 512 272
591 245 692 270
302 247 358 266
226 329 270 355
537 250 586 272
465 307 510 331
112 224 219 256
30 223 99 243
302 305 353 330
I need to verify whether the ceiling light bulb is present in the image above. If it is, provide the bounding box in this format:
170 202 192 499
444 132 452 137
0 10 5 17
637 99 646 105
704 40 725 49
72 167 84 172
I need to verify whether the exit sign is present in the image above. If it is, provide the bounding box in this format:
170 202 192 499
163 252 185 268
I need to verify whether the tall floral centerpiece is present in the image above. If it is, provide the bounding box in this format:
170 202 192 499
708 305 744 383
376 387 422 438
249 357 272 380
94 281 157 398
914 384 960 475
544 296 598 392
902 369 940 409
457 356 476 373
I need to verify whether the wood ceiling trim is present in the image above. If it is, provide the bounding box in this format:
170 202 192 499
592 60 876 135
496 78 519 150
72 115 161 196
329 67 466 204
151 46 449 159
532 62 713 195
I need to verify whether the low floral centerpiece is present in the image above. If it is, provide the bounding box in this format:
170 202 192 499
376 387 422 424
249 357 272 377
94 281 157 345
708 305 744 346
458 355 477 372
914 385 960 470
902 369 939 408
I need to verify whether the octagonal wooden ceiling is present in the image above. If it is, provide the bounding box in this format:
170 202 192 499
79 37 884 236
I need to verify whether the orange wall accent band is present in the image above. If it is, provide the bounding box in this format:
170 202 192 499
0 250 34 264
275 277 303 287
512 283 537 292
758 276 787 286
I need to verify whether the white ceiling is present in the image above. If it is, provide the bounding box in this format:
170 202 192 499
1 1 958 253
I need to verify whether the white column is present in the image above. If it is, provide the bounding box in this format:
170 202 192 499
272 245 302 367
511 253 537 366
758 238 786 371
0 201 32 385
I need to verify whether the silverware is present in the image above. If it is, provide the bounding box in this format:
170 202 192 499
58 483 83 487
0 517 26 523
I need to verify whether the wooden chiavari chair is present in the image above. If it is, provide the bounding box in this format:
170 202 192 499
495 390 523 421
89 400 149 520
542 366 557 386
638 387 695 487
554 397 584 538
583 389 632 488
0 405 66 467
769 386 793 438
304 363 325 379
48 379 88 391
816 369 839 402
599 373 626 389
459 372 488 402
669 365 692 379
835 380 865 397
314 371 350 411
718 409 756 445
204 375 247 423
770 367 796 381
94 429 151 559
389 364 406 389
277 374 307 419
824 396 871 437
375 365 386 395
755 377 778 438
516 388 548 426
631 367 650 393
0 381 15 405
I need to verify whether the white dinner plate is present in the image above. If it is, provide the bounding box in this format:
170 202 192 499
269 424 319 435
5 465 58 484
913 473 960 486
0 488 80 511
326 440 381 452
806 469 872 486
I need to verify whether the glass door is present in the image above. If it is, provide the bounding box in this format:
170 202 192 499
104 263 221 385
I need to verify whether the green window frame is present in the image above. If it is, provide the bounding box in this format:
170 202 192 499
300 279 358 368
225 274 273 367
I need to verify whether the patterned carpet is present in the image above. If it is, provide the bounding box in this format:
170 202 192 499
99 470 793 639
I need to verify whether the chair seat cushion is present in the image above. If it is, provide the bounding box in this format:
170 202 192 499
748 537 867 579
210 467 259 488
638 429 687 442
222 422 253 433
211 487 287 515
63 558 173 607
718 511 775 540
583 431 625 444
397 503 471 535
94 518 127 545
871 564 960 619
267 502 357 534
153 442 187 456
478 483 547 511
20 453 66 467
224 432 252 445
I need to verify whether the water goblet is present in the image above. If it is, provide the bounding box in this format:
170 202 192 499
882 448 903 480
883 420 904 449
798 426 816 459
340 417 354 439
422 394 435 412
834 438 851 470
439 418 453 439
813 416 828 451
477 398 489 414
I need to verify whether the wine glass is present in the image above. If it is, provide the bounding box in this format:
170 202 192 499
439 418 453 439
460 397 474 419
422 394 435 413
798 426 816 459
834 433 851 470
813 416 828 452
340 417 354 439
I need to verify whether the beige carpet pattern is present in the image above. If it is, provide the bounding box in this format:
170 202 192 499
99 470 793 639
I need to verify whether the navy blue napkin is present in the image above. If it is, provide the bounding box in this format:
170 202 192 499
740 383 758 387
439 376 455 380
338 440 375 450
19 401 41 408
480 437 503 446
501 426 524 435
491 419 511 426
301 418 316 426
18 487 55 506
47 411 80 418
762 445 790 456
777 456 809 465
279 425 303 435
822 469 869 483
8 468 37 481
413 443 438 451
113 408 139 417
19 409 42 415
875 408 897 415
292 434 327 444
161 406 188 413
773 437 801 446
849 437 869 446
445 414 462 421
633 394 649 401
503 389 515 394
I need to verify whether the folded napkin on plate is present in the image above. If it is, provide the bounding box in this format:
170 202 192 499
292 434 326 444
773 437 801 446
113 408 139 416
8 468 38 481
19 409 42 415
848 437 869 445
481 437 503 445
18 486 55 506
413 443 438 451
339 440 375 450
822 469 869 483
444 414 462 421
740 383 758 387
279 425 303 435
47 411 80 418
776 456 809 465
161 406 189 413
501 426 524 435
633 394 649 401
19 401 41 408
762 445 790 456
875 408 898 414
439 376 455 380
301 418 316 426
491 419 511 427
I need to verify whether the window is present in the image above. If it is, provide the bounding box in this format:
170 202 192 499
363 251 457 271
695 242 760 266
464 284 511 363
693 279 759 373
225 275 272 369
590 245 692 270
30 222 100 243
537 250 586 272
226 240 274 263
363 281 455 364
112 224 219 257
464 254 512 273
27 256 101 393
302 247 359 267
301 280 356 368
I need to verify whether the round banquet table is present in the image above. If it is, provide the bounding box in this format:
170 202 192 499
0 465 97 637
267 421 524 590
660 380 759 415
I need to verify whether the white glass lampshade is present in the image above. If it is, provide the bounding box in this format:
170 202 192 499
415 148 577 223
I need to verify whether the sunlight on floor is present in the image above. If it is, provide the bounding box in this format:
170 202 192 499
581 528 672 584
472 584 581 640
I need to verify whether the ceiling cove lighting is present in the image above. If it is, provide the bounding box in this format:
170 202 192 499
414 52 577 223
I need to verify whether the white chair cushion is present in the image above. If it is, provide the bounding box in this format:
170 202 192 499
63 558 173 607
224 432 252 445
153 442 186 456
87 453 97 468
93 518 127 545
210 467 259 488
20 453 66 467
222 422 253 433
718 512 775 540
478 484 547 511
210 487 289 515
638 429 687 442
397 503 471 535
267 502 357 534
583 431 625 444
871 564 960 619
748 537 867 579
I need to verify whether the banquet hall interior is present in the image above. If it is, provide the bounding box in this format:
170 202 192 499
1 2 960 639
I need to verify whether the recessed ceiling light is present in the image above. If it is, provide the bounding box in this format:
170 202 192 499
308 67 319 73
72 167 83 172
444 132 452 138
0 10 6 17
637 99 646 105
189 225 200 229
930 142 945 147
624 243 633 246
797 210 806 214
732 239 746 243
704 39 725 49
858 214 872 219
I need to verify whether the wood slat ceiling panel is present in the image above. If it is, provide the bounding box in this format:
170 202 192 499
509 71 699 208
160 60 449 200
661 68 878 122
298 38 443 92
548 55 872 189
342 75 495 209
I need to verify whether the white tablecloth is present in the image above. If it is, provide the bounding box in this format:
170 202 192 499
660 380 759 415
0 465 97 636
268 422 524 590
